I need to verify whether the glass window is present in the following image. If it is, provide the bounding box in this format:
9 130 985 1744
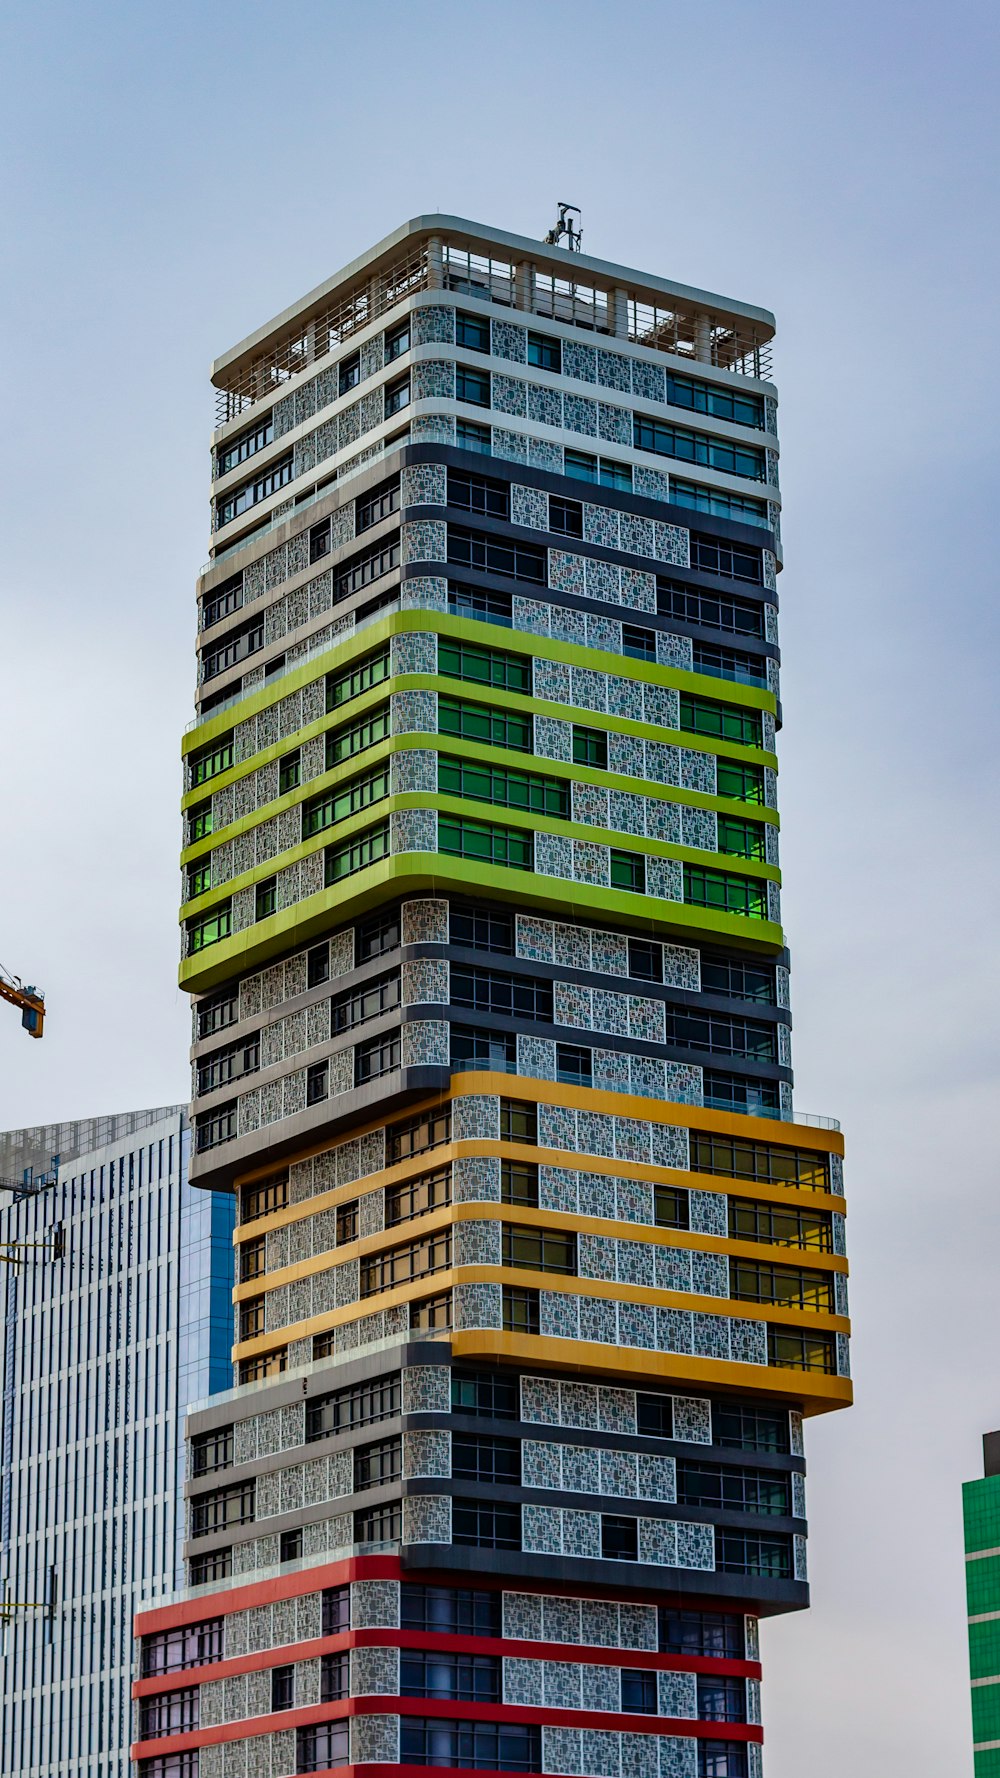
549 495 583 537
197 988 237 1038
321 1584 351 1635
326 646 390 711
502 1285 539 1334
457 418 492 453
634 415 764 480
307 942 330 987
320 1650 350 1700
399 1717 540 1772
241 1173 288 1222
527 331 561 370
500 1099 537 1142
728 1198 832 1252
308 1374 401 1441
565 448 598 483
636 1393 673 1438
451 965 551 1020
698 1741 749 1776
191 1427 232 1476
187 903 232 954
502 1225 575 1274
713 1399 790 1453
672 480 768 528
384 374 410 416
457 365 491 406
715 1533 792 1580
610 849 645 892
451 1370 519 1418
361 1230 451 1296
387 1105 452 1162
271 1665 294 1711
680 693 763 748
401 1649 501 1702
297 1723 350 1774
450 904 515 953
410 1289 452 1330
556 1042 591 1085
438 639 531 693
216 418 274 478
677 1460 790 1516
654 1184 690 1230
385 320 410 361
501 1160 538 1207
325 820 391 884
451 1025 516 1073
447 470 509 518
139 1687 201 1737
189 734 234 787
602 1514 638 1560
457 311 492 352
622 624 656 661
452 1434 520 1484
401 1584 503 1636
658 576 764 633
354 1435 402 1490
240 1236 265 1281
447 526 545 583
255 877 276 920
439 814 533 871
357 480 401 531
306 1060 328 1104
338 352 360 395
386 1166 451 1225
731 1260 833 1314
666 372 764 429
573 725 607 768
439 696 530 752
628 938 662 981
659 1608 743 1659
452 1497 522 1548
684 865 767 921
141 1620 224 1676
690 535 763 585
355 1500 402 1542
187 799 213 843
600 458 633 490
278 750 300 794
621 1669 658 1713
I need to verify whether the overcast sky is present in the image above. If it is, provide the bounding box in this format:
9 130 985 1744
2 1 998 1769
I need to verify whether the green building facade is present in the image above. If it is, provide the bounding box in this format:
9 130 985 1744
965 1433 1000 1771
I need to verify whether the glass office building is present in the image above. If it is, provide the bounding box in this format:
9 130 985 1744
0 1106 234 1778
965 1431 1000 1774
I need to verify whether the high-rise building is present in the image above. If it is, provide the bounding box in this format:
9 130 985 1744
965 1432 1000 1774
0 1106 234 1778
134 214 851 1778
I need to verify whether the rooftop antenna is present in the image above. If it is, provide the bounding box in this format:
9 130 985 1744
544 202 583 253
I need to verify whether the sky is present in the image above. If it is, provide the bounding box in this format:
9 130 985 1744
1 0 998 1768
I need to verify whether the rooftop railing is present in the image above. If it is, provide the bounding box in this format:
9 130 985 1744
212 233 774 426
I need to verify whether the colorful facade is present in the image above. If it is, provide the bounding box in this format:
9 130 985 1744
965 1433 1000 1773
133 216 851 1778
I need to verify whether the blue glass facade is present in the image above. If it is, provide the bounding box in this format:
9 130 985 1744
0 1107 234 1778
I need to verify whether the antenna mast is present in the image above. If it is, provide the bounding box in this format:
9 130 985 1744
544 202 583 253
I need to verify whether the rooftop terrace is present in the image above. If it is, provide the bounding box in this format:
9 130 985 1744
212 214 775 426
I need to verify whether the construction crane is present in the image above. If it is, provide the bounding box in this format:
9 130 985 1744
0 965 45 1038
